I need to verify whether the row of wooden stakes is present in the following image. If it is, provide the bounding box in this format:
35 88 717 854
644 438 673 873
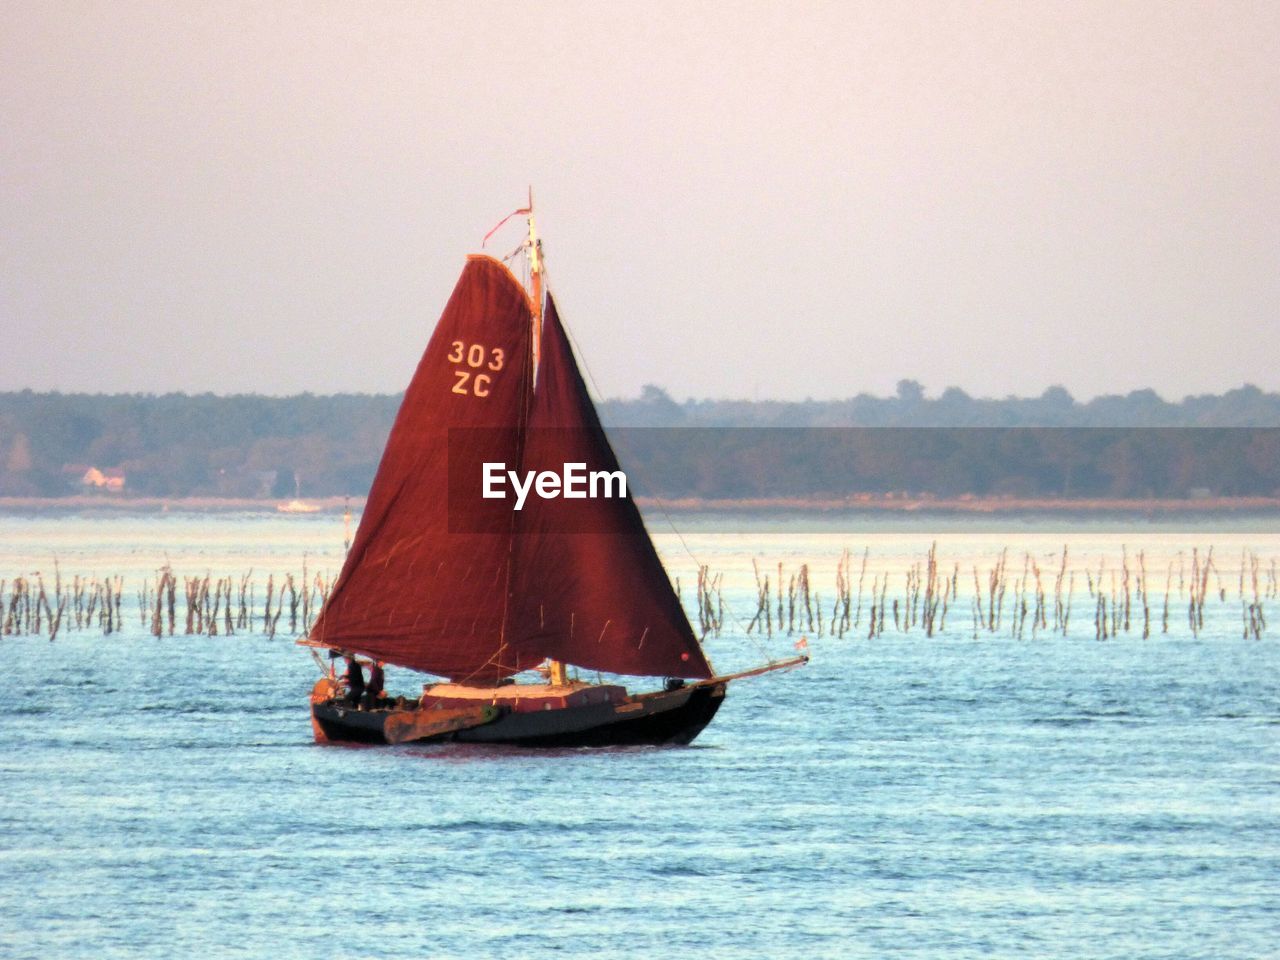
0 562 333 641
680 544 1274 642
2 545 1275 643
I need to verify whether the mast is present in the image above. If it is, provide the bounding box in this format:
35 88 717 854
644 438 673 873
525 189 544 382
479 190 576 685
521 193 566 686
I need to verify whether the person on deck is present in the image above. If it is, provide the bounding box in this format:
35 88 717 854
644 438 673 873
364 661 385 708
343 656 364 707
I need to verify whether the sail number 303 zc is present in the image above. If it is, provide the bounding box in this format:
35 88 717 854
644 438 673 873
447 341 505 397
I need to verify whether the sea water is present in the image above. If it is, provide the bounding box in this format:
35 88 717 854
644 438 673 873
0 514 1277 959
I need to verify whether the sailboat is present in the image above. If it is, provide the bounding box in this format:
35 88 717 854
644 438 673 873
303 199 805 747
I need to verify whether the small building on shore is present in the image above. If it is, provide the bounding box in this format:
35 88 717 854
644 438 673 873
81 466 126 492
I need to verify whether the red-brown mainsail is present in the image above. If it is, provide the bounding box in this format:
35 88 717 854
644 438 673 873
308 255 533 681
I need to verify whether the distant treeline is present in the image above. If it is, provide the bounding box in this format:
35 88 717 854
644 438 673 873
1 385 1278 499
610 428 1280 500
600 382 1280 428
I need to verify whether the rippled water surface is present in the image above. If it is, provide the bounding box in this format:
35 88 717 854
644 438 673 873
2 514 1277 958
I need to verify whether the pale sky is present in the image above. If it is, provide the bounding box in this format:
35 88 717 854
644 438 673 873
2 1 1277 401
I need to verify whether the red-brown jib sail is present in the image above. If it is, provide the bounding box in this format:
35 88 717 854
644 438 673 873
508 295 712 679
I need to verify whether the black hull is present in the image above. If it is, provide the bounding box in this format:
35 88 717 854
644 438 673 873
312 683 725 748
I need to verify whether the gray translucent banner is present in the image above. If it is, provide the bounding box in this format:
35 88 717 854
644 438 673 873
450 427 1280 533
